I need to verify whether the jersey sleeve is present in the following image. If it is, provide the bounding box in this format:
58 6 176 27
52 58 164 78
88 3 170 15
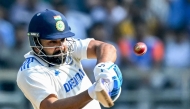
17 68 57 109
72 38 94 60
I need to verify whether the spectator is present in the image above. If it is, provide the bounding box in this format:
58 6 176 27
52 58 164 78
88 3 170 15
148 0 169 25
0 5 15 68
164 29 190 68
89 0 127 42
9 0 52 25
1 23 30 69
167 0 186 30
0 5 15 48
52 0 92 39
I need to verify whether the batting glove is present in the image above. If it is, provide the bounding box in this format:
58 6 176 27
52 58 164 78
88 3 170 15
88 78 114 107
93 62 123 101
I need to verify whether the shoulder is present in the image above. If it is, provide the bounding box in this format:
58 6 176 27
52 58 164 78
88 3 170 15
17 62 51 89
73 38 94 46
71 38 94 60
19 57 45 72
19 51 49 72
18 61 48 79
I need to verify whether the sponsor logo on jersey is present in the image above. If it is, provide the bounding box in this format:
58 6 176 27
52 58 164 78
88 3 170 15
63 69 85 93
55 70 60 76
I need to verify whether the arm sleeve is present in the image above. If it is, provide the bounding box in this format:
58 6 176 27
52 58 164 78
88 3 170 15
72 38 94 60
17 69 57 109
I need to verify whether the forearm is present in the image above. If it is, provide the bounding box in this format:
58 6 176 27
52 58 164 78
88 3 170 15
41 90 92 109
96 43 117 64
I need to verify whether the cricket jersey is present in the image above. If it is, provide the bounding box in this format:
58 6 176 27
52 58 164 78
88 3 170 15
17 38 101 109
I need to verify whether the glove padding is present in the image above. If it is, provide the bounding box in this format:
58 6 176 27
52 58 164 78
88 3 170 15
93 62 123 101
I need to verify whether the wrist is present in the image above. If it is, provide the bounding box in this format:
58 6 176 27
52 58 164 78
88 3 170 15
88 83 96 99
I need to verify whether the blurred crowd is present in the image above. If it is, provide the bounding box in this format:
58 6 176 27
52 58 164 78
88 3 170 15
0 0 190 92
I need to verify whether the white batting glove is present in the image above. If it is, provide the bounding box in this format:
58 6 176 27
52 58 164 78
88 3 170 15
93 62 123 101
88 78 114 107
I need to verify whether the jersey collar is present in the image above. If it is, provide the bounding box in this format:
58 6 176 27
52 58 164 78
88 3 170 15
24 51 49 67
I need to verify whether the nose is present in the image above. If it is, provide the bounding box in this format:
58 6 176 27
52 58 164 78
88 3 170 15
62 42 68 53
55 42 67 52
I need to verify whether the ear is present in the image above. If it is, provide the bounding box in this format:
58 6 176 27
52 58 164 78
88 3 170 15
32 47 40 54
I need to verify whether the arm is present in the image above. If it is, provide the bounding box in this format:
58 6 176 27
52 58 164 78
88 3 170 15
88 40 122 103
40 90 92 109
87 40 117 63
40 40 117 109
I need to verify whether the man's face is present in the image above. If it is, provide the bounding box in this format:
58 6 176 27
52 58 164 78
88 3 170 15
40 38 67 56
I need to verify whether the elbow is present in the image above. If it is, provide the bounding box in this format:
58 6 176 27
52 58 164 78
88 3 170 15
109 44 117 55
111 44 117 59
96 42 118 63
105 43 117 60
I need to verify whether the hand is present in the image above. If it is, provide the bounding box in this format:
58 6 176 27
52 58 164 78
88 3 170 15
93 62 123 101
88 78 114 107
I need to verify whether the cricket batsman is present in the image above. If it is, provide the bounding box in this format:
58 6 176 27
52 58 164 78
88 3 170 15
17 9 123 109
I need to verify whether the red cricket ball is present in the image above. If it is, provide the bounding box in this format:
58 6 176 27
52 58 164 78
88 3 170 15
133 42 147 56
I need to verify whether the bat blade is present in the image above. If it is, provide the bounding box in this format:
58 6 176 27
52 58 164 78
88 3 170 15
96 89 114 107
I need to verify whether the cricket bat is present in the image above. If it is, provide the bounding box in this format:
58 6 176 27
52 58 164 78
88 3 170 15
96 90 114 107
95 79 114 108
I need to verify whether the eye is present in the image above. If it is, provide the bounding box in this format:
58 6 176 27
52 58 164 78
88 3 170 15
46 41 60 47
50 41 57 44
61 38 65 42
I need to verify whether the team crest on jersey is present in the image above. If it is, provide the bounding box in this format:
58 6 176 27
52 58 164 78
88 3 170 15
56 21 65 31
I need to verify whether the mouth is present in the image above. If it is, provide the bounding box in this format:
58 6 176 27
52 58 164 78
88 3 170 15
52 50 67 57
53 50 61 55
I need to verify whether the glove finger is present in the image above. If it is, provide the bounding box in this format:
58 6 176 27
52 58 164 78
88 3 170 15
111 87 121 102
113 65 123 85
96 73 113 83
96 73 114 91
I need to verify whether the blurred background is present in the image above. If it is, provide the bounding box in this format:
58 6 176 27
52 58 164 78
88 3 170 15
0 0 190 109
